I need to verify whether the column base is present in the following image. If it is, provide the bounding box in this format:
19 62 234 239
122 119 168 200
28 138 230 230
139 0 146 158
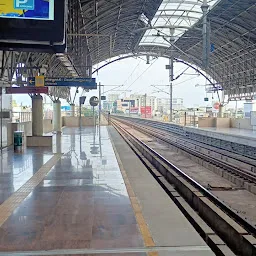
27 136 52 147
52 131 62 135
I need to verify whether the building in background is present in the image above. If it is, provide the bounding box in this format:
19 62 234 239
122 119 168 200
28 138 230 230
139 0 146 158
155 98 184 114
244 101 256 118
105 93 185 116
130 94 156 114
108 94 119 103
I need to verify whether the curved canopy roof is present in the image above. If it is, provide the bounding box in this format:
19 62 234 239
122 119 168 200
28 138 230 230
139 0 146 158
140 0 219 47
78 0 256 99
80 0 256 100
2 0 255 101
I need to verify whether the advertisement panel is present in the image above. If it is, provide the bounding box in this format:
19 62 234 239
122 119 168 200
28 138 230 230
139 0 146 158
140 106 152 118
212 102 220 113
0 0 54 20
130 107 139 114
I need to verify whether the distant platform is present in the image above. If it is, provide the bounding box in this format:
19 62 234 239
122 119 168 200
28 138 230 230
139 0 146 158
184 126 256 148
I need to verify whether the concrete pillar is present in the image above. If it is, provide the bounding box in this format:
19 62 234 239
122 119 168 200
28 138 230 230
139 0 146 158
53 100 62 133
32 95 43 136
70 104 75 117
218 104 224 118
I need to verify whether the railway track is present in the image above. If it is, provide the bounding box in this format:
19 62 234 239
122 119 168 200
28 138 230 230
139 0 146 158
112 116 256 192
111 118 256 256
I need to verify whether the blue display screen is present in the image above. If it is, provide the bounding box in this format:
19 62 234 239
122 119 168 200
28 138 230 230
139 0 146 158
0 0 54 20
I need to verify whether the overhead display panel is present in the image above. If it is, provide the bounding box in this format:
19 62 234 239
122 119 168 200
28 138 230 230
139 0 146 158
0 0 54 20
0 0 66 52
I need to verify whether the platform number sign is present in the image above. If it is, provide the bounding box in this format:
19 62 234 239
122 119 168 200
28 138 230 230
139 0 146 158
14 0 35 10
35 76 45 87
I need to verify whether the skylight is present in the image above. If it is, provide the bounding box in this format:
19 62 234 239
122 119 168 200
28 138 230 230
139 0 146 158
140 0 219 47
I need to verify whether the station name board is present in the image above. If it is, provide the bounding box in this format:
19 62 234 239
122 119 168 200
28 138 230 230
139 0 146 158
28 77 97 89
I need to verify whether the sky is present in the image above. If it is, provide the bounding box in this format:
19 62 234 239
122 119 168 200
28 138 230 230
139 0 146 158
13 56 242 109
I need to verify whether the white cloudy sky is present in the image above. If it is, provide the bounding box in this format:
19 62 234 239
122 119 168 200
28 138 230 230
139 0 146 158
13 57 241 108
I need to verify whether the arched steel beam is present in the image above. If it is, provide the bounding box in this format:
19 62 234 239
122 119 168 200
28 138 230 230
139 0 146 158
92 53 216 87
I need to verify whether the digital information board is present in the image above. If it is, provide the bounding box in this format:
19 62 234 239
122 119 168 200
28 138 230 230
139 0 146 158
0 0 54 20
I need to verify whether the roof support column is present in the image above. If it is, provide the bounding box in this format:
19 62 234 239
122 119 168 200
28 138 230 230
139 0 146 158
70 104 75 117
201 0 210 69
169 28 175 123
53 100 62 134
32 95 43 136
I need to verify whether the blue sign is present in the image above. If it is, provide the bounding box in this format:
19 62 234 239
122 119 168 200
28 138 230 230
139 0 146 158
28 77 97 89
211 43 215 53
61 106 71 111
14 0 35 10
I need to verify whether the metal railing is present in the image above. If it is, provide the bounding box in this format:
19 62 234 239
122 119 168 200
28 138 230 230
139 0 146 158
12 112 32 123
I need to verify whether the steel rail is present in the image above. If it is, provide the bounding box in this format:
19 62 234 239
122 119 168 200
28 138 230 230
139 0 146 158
112 116 256 185
116 115 256 163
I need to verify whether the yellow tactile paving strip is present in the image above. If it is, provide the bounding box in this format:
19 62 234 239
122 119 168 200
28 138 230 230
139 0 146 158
0 154 62 227
110 133 158 256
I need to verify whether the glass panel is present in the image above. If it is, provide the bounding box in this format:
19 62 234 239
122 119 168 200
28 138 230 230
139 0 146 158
140 0 219 47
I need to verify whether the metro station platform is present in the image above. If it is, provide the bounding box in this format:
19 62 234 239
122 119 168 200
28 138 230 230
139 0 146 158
184 126 256 147
0 126 213 256
184 126 256 157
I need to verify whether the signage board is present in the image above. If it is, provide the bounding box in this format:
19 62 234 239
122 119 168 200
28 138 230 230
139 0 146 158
0 0 65 52
28 77 97 89
79 96 86 105
206 106 212 113
0 0 54 20
251 111 256 125
6 86 48 94
130 107 139 114
35 76 45 87
61 106 71 111
212 102 220 113
206 85 223 93
140 106 152 118
90 96 99 107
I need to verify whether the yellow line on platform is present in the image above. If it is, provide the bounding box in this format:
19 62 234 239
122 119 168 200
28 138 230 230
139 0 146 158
109 129 158 256
0 154 62 227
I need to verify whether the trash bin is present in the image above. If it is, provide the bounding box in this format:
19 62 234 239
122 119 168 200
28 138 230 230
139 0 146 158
14 131 24 152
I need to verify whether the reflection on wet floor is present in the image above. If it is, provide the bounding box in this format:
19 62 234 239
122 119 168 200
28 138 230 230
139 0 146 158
0 126 144 252
0 147 53 204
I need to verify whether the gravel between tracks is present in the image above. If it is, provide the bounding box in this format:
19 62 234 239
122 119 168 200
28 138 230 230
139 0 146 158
121 123 256 226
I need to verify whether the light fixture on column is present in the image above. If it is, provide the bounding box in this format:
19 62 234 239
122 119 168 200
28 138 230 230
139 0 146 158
146 55 150 64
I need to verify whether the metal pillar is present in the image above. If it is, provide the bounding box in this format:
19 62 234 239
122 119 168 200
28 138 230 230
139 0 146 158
201 0 210 69
0 87 2 151
169 57 174 122
70 104 75 117
235 101 238 118
144 94 147 118
93 106 96 128
53 100 61 133
32 95 43 136
79 102 82 129
98 82 101 126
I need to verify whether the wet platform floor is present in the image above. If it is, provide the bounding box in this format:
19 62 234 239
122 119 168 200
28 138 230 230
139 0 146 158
0 127 144 254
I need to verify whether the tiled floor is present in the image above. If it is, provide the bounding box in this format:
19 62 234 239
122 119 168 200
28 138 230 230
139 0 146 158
0 127 144 253
0 147 53 204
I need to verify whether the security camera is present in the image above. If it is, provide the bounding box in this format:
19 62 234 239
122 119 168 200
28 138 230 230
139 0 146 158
40 67 47 76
